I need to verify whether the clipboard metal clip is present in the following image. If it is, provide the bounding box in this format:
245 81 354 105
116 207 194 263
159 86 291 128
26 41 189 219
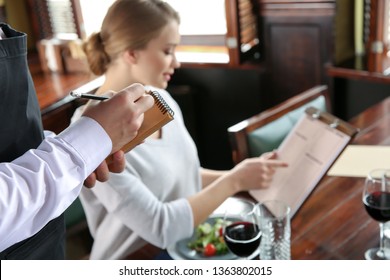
330 118 340 129
311 109 321 119
305 106 359 138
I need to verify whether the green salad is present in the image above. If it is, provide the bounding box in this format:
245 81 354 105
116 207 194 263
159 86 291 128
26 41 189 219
187 218 231 257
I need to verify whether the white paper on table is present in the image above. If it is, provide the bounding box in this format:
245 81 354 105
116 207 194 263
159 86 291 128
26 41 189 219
250 113 351 217
327 145 390 178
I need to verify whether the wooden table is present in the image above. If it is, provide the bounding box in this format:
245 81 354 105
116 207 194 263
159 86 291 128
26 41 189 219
290 96 390 259
125 97 390 260
31 71 96 134
33 72 93 110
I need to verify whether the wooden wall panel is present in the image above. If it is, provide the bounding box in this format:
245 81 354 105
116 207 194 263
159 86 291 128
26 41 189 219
258 1 335 107
267 23 322 102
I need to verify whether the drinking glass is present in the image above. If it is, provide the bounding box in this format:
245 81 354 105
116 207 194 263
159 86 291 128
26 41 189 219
222 198 261 259
362 169 390 260
254 200 291 260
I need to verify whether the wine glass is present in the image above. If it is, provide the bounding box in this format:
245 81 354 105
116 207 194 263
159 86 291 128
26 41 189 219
362 168 390 260
222 198 262 259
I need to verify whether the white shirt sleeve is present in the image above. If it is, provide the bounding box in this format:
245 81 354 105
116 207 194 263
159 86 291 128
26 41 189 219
0 116 112 251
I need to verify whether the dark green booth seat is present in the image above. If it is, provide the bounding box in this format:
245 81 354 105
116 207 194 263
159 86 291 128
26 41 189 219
64 197 93 259
248 95 327 157
64 197 86 229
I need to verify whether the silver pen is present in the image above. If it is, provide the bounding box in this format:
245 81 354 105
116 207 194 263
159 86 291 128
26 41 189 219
70 91 109 101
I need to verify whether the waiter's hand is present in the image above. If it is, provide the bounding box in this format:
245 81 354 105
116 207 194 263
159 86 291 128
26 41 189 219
84 150 125 188
82 83 154 153
81 83 153 188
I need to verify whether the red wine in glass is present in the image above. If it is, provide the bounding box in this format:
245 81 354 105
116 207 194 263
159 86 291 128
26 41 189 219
363 169 390 260
223 221 262 258
363 191 390 222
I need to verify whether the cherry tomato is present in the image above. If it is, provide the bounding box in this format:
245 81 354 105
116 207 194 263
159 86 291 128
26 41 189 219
203 243 217 257
218 227 223 237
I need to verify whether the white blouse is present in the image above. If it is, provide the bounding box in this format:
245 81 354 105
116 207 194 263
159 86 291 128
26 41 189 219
75 88 202 259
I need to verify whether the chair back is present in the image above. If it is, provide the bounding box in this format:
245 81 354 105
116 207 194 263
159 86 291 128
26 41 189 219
227 85 330 164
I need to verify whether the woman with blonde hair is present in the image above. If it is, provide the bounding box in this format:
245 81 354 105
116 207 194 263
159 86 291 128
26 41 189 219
73 0 287 259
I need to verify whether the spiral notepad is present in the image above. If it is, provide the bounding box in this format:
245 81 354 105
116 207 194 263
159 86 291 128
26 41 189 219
106 90 174 163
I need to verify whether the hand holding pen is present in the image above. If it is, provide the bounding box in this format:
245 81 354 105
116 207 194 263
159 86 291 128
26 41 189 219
77 83 154 153
73 83 154 187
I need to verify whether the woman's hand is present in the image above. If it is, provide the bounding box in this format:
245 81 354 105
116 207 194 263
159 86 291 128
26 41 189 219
227 151 288 192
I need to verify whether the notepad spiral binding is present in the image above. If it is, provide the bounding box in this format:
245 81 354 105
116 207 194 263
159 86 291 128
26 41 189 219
148 90 175 116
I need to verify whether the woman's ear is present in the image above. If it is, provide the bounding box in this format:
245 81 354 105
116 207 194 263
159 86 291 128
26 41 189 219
123 49 138 64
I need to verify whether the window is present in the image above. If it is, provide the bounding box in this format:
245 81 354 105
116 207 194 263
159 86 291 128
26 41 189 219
165 0 229 64
27 0 260 67
166 0 227 36
78 0 115 37
166 0 261 66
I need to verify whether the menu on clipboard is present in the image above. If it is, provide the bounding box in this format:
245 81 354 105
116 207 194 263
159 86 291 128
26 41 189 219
249 107 359 217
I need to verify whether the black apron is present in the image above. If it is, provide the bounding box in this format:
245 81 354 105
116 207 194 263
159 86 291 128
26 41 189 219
0 23 65 259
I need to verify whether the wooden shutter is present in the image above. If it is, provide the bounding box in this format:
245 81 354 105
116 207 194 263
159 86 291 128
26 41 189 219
47 0 77 37
364 0 390 72
26 0 84 40
225 0 260 66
